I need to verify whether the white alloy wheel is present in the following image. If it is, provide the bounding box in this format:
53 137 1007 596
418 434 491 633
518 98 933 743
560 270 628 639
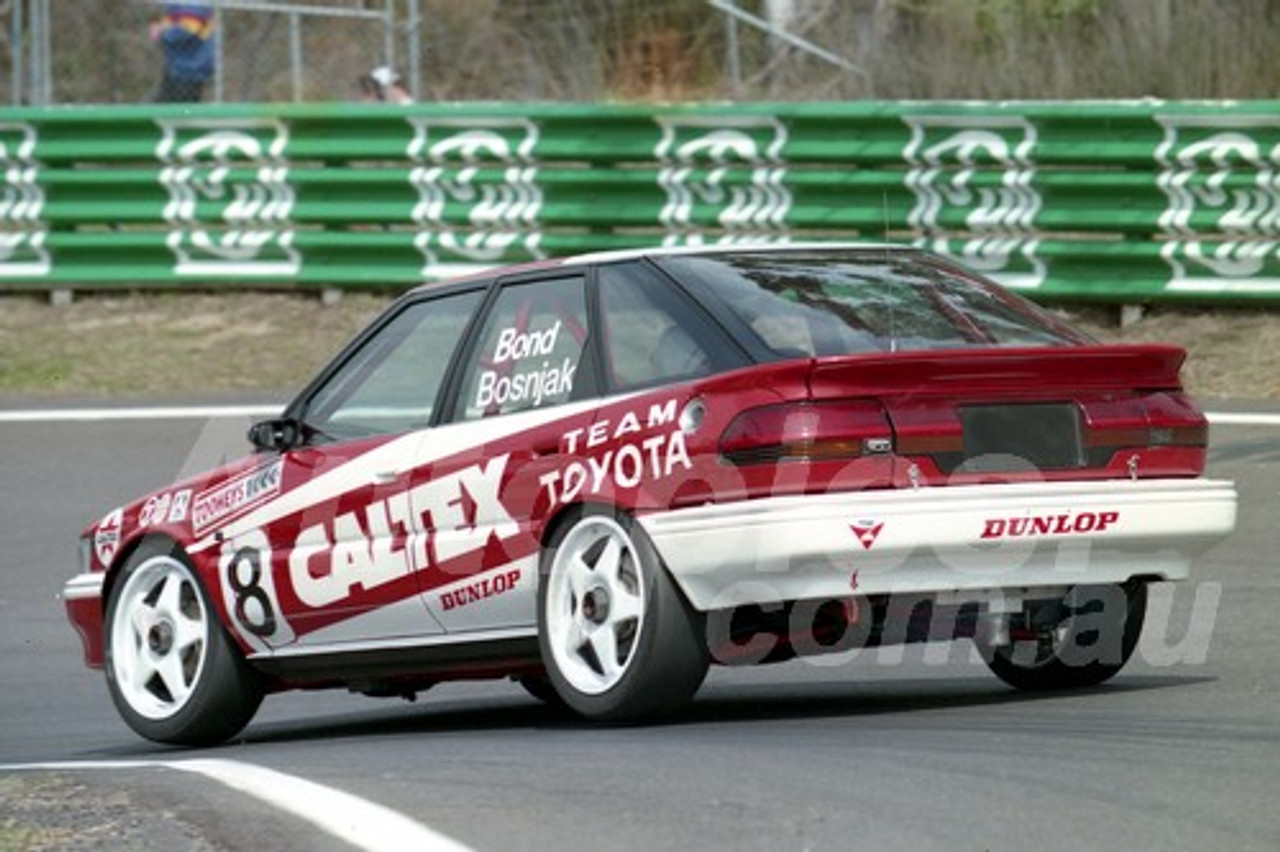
109 554 210 720
544 516 647 695
538 509 709 721
104 540 263 746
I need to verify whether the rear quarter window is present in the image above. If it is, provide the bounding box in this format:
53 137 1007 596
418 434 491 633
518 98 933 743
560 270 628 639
656 250 1090 359
596 261 742 391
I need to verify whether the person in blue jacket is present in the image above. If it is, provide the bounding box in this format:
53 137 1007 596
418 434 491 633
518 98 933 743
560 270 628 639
150 3 216 102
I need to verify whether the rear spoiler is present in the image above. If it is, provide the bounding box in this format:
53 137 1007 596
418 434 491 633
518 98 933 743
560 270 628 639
806 345 1187 399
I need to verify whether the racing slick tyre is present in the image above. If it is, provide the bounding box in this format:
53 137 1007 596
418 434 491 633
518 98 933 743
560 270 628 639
104 539 263 746
983 580 1148 692
538 508 709 721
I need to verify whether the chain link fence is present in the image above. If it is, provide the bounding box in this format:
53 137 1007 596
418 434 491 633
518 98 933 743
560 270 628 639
4 0 409 105
2 0 1277 105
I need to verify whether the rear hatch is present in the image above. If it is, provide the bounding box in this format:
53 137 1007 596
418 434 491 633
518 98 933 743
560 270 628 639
807 344 1208 484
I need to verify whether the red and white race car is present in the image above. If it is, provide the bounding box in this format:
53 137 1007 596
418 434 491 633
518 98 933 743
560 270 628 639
63 244 1237 745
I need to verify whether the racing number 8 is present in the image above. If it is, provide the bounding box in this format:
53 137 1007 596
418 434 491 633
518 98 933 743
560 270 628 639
227 546 277 637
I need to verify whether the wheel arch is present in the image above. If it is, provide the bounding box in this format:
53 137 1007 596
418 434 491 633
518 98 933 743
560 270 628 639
537 500 703 615
101 532 184 615
100 534 245 657
538 501 595 550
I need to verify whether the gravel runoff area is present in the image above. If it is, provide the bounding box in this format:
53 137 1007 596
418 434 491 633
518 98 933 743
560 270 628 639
1 291 1276 402
0 773 220 852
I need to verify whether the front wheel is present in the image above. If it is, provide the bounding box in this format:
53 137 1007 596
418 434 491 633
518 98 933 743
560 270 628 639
104 540 263 746
983 580 1148 691
516 674 567 709
538 509 708 720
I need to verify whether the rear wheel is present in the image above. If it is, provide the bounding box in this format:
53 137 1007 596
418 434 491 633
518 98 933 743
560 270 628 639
104 540 262 746
538 509 708 720
984 580 1148 691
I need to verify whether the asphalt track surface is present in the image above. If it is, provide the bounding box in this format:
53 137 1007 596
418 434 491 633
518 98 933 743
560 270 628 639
1 403 1277 851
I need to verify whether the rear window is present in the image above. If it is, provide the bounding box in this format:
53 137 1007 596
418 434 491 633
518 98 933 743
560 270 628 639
655 250 1090 358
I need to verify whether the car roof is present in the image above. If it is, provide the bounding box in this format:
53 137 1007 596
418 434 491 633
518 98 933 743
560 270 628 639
560 240 909 266
404 241 913 297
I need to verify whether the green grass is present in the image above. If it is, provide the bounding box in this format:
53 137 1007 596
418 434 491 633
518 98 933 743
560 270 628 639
0 292 391 398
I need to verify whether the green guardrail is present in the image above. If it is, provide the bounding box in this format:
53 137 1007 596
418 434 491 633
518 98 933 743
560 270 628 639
1 100 1277 303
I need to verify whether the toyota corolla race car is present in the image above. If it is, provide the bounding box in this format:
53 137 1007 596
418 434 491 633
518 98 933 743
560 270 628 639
63 244 1237 745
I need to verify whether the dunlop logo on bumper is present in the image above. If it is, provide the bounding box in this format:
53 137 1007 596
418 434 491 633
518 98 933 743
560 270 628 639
981 510 1120 540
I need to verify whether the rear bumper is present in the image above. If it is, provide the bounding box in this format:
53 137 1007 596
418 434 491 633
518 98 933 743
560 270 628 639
62 572 106 668
639 478 1237 611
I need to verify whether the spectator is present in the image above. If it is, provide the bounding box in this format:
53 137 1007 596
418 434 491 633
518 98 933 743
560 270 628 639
357 66 413 104
150 2 216 103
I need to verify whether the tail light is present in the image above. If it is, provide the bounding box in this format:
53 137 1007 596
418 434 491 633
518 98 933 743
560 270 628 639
719 400 892 465
1143 392 1208 447
1083 391 1208 477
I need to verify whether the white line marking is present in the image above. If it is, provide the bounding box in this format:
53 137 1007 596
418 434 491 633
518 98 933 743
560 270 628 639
1206 412 1280 426
0 405 282 423
0 405 1277 427
0 759 475 852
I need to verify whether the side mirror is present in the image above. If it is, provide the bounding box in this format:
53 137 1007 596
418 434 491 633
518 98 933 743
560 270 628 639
247 418 299 453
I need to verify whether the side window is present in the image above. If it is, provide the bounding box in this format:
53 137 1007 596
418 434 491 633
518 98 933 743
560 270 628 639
598 262 736 391
453 276 590 421
304 290 482 439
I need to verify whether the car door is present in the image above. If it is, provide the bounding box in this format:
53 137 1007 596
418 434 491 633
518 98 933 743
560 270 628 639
217 287 488 654
410 272 600 634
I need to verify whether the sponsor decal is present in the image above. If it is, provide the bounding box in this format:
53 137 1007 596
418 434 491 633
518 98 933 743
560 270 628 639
0 123 51 278
439 568 521 612
655 115 792 246
538 399 692 506
475 320 577 410
407 118 544 277
902 114 1046 290
289 455 518 609
192 460 284 534
980 510 1119 540
167 489 192 523
139 489 193 527
139 492 172 527
850 519 884 550
219 528 294 651
94 508 124 566
155 118 299 277
1155 114 1280 294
